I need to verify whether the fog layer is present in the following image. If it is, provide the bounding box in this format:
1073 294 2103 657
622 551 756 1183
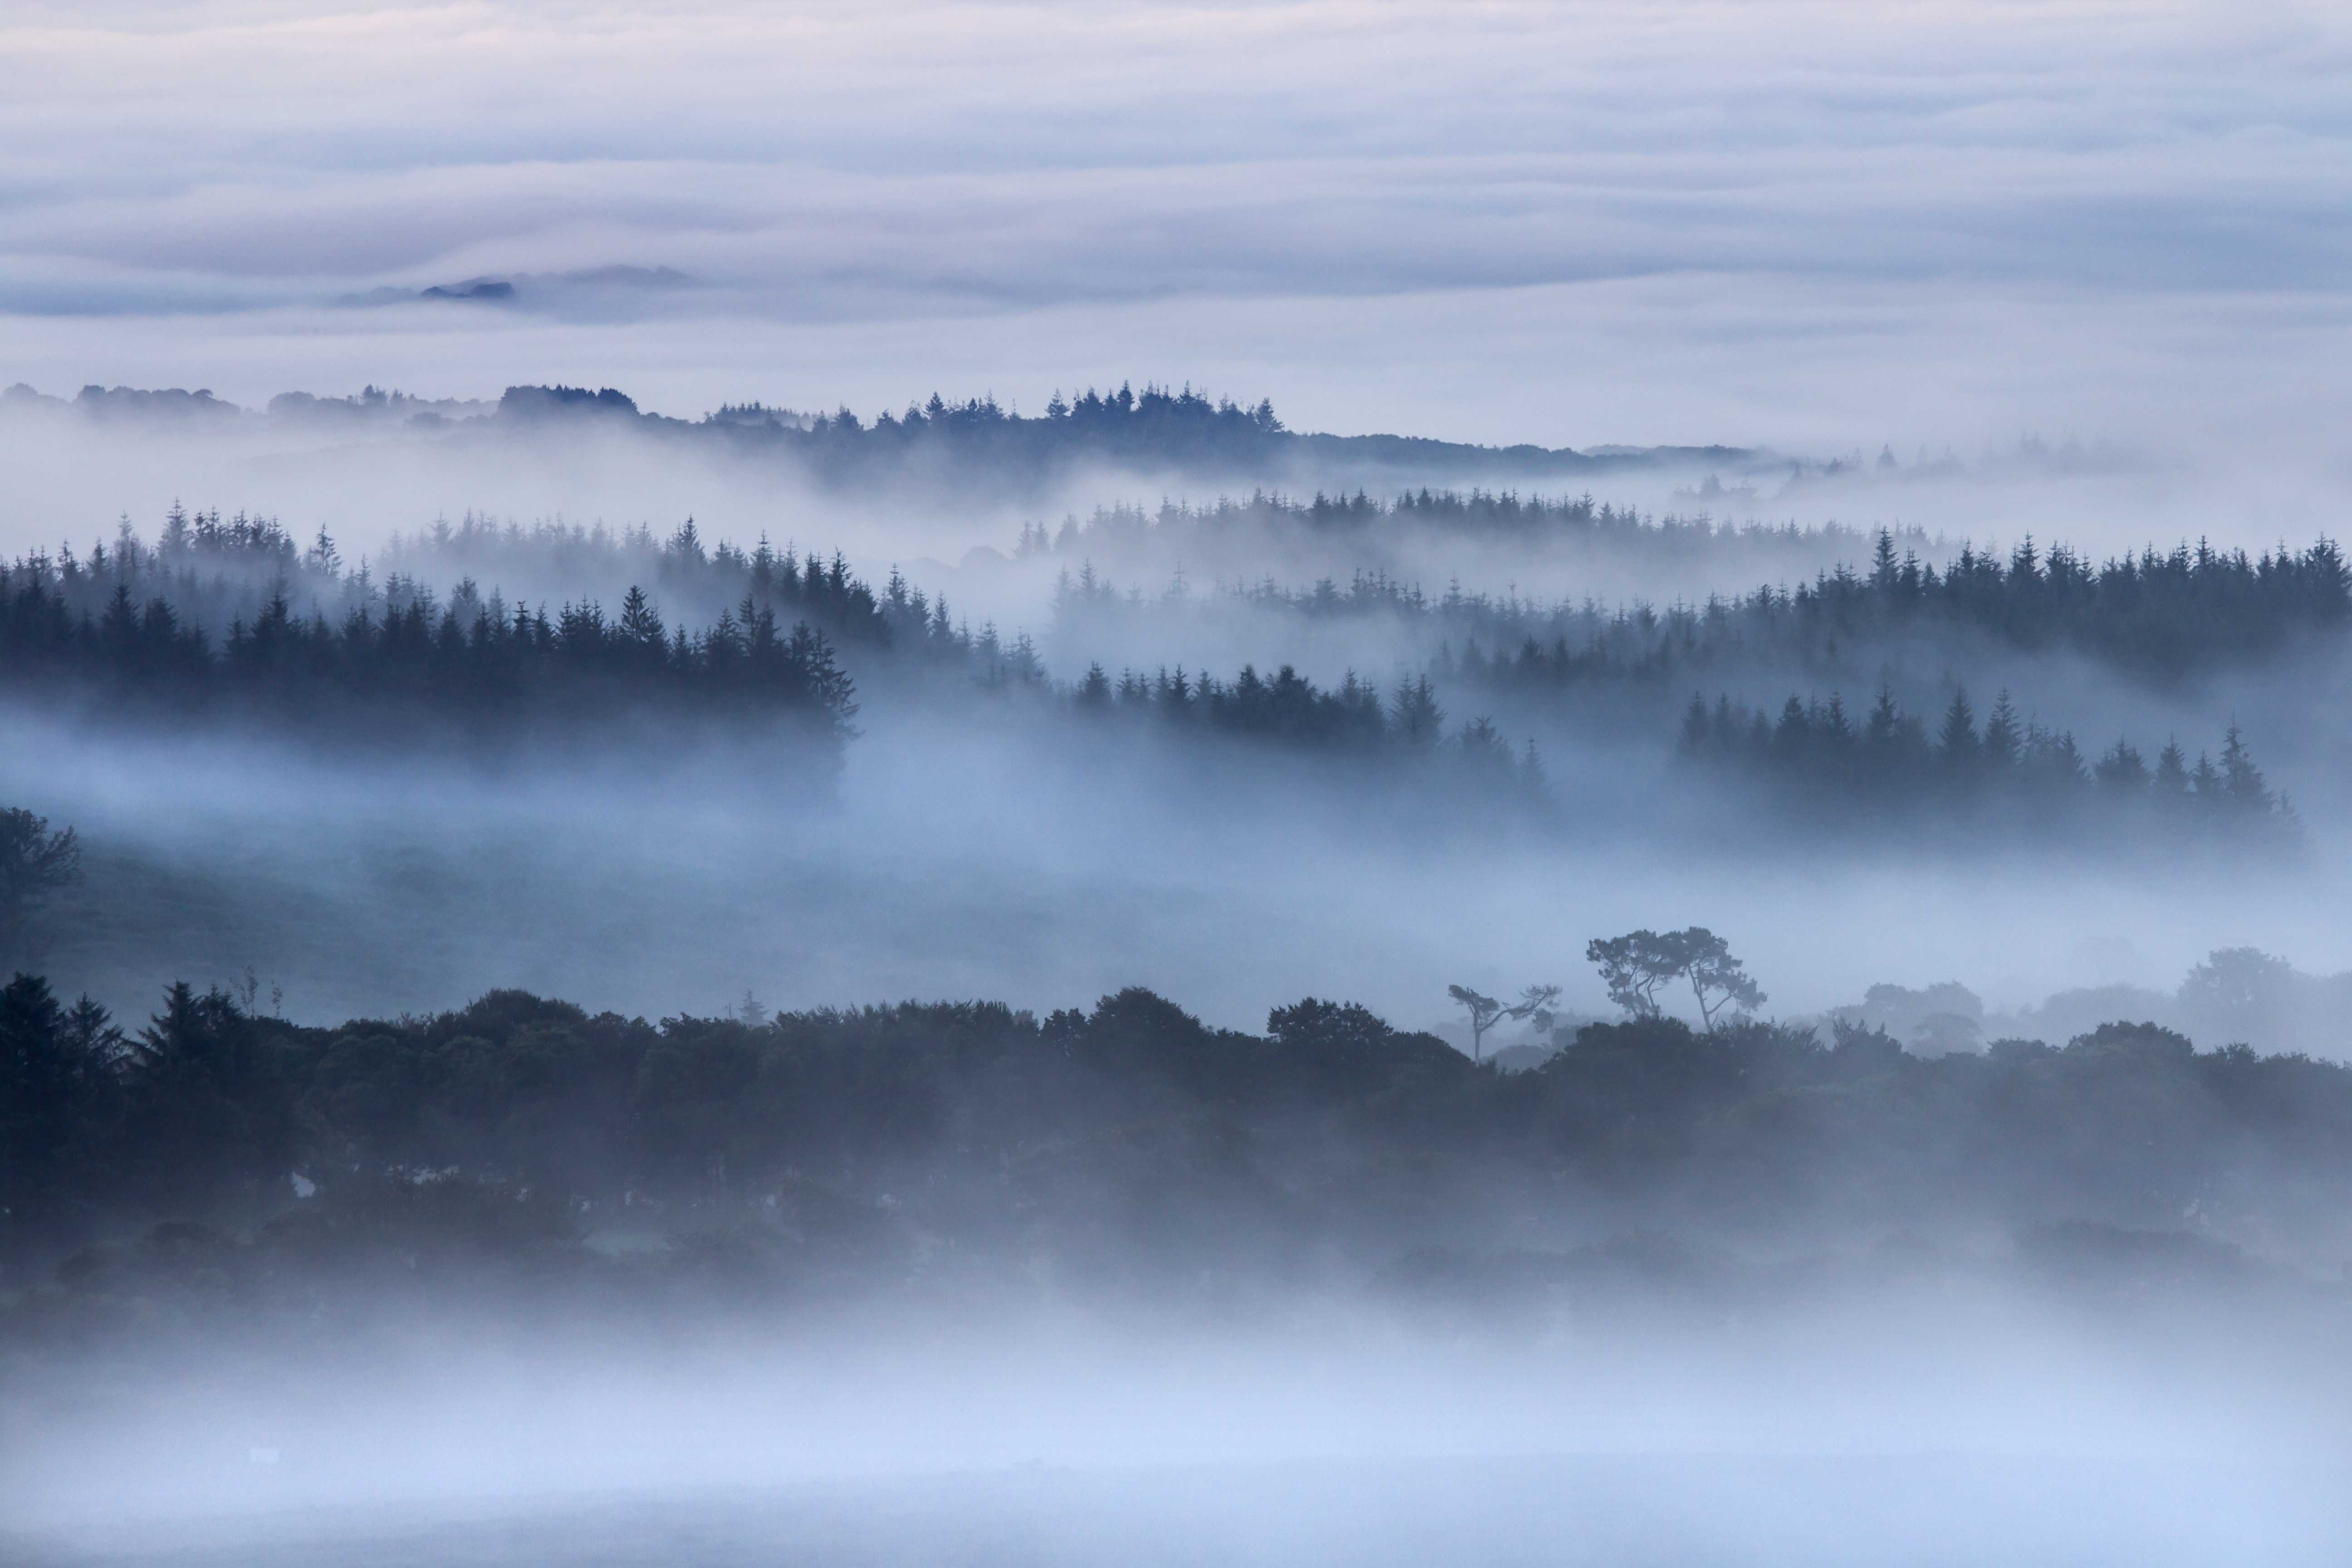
5 2 2352 464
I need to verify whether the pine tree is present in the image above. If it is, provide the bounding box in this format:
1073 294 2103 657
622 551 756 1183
618 584 665 648
1983 691 2022 770
1679 692 1710 754
1936 687 1979 772
2094 739 2149 794
2190 751 2223 801
2154 738 2190 796
2217 722 2272 815
1390 675 1443 745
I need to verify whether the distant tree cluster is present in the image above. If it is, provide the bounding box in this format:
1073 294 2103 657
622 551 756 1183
1069 659 1545 796
0 573 856 743
2 505 903 657
1018 488 1830 560
1444 531 2349 696
1035 520 2347 693
1677 685 2297 838
1018 491 1867 612
376 513 912 655
848 382 1280 445
715 382 1293 487
0 510 873 746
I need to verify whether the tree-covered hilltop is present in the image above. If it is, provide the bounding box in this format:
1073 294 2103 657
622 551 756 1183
6 377 1756 497
666 379 1755 494
487 380 1755 495
5 967 2352 1323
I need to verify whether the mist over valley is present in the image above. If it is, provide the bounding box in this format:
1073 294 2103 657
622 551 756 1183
10 2 2352 1562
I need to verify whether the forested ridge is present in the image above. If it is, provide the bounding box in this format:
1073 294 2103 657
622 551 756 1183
508 380 1754 490
1041 509 2347 686
1395 532 2347 691
9 378 1745 496
0 509 1554 798
1 505 2335 835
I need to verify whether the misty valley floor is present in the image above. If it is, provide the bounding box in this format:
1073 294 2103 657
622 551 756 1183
19 1453 2352 1568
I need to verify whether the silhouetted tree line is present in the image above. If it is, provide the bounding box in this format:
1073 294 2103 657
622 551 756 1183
1678 685 2298 839
7 504 902 657
0 575 857 741
1447 530 2348 691
9 970 2352 1314
663 381 1309 492
1045 526 2349 696
778 381 1280 451
12 507 2335 821
707 378 1690 492
0 510 867 743
0 509 1548 799
377 513 931 657
11 378 1742 501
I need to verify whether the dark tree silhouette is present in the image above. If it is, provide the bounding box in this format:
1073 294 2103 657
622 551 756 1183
1587 927 1762 1029
0 975 122 1246
1448 985 1507 1061
1586 932 1681 1017
1678 687 2298 843
1677 930 1765 1029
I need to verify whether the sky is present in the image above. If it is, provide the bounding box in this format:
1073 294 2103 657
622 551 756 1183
3 0 2349 460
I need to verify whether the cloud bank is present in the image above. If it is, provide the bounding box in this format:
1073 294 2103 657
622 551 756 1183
1 1 2348 456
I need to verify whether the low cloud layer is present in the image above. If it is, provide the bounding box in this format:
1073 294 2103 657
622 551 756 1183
3 2 2350 455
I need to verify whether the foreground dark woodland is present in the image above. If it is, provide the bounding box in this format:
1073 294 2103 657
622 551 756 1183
5 970 2350 1334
